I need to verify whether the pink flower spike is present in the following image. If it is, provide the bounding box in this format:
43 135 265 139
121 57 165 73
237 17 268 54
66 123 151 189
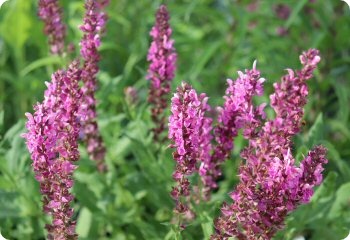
79 0 109 172
147 5 177 141
168 82 212 215
212 49 327 239
23 60 82 239
201 61 265 199
38 0 67 55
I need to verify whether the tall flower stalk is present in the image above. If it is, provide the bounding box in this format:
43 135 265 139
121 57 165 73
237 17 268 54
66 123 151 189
212 49 327 239
148 4 177 141
79 0 109 172
38 0 67 55
168 82 212 220
200 61 266 199
22 60 82 240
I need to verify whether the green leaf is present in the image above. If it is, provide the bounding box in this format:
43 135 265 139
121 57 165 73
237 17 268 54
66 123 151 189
334 84 349 124
328 119 350 141
135 220 162 240
76 207 92 238
0 190 20 218
189 40 222 81
73 181 100 213
74 172 105 198
201 217 213 239
1 120 24 144
20 56 62 77
284 0 309 29
123 53 141 83
320 140 350 179
1 121 28 174
311 172 337 203
307 113 324 146
0 0 32 51
0 110 4 131
329 182 350 219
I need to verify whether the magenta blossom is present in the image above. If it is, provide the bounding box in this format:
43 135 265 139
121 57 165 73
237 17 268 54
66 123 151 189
200 61 265 199
168 82 212 216
148 4 177 140
38 0 66 55
212 49 327 239
79 0 109 172
23 60 82 240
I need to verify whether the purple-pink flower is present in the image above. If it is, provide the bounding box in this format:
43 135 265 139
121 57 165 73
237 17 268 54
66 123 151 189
168 82 212 216
148 4 177 141
38 0 66 55
200 61 265 199
79 0 109 172
22 60 82 240
270 49 321 136
212 49 327 239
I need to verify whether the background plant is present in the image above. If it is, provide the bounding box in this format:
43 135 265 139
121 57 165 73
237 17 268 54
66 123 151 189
0 0 349 239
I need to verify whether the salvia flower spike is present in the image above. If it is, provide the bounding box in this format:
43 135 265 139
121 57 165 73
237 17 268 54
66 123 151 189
147 4 177 141
168 82 212 218
79 0 109 172
212 49 327 240
38 0 67 55
23 60 82 240
200 61 266 199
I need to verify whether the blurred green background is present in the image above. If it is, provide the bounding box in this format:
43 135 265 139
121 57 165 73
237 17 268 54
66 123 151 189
0 0 350 239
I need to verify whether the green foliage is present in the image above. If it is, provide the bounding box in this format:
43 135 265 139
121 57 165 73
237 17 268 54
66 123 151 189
0 0 350 239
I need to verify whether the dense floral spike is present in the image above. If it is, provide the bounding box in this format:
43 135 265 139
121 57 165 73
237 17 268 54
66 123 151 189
213 49 327 239
79 0 109 172
168 82 212 215
38 0 66 55
23 60 82 240
200 62 265 199
270 49 321 136
148 5 177 141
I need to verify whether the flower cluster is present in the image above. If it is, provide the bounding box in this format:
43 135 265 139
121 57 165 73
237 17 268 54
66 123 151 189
23 60 82 240
38 0 66 55
212 49 327 239
79 0 109 172
270 49 321 135
168 82 212 215
31 1 329 238
200 61 266 199
147 5 177 141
